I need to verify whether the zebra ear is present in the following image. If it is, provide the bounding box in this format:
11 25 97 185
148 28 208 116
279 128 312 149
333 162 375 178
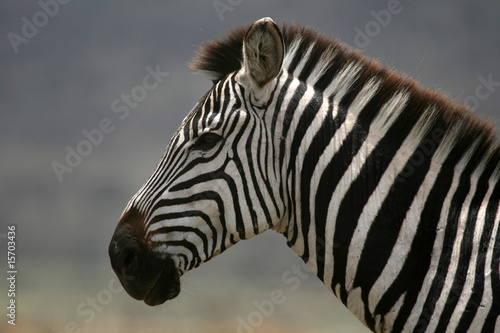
238 17 284 100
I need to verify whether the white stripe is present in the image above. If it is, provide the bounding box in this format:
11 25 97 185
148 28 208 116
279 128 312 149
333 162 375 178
154 242 192 273
291 43 315 78
468 164 500 331
323 62 362 98
346 102 431 299
321 79 382 286
306 64 373 284
446 157 497 331
285 83 316 253
346 77 382 118
270 72 295 186
376 292 406 332
346 287 366 325
425 175 480 332
282 39 301 69
401 169 462 331
282 61 363 245
368 160 441 315
313 99 348 291
307 48 339 86
302 95 330 272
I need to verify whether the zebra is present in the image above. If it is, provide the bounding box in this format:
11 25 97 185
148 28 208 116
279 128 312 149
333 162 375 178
109 17 500 332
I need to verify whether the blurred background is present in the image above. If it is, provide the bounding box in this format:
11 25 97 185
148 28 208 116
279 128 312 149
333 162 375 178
1 1 499 332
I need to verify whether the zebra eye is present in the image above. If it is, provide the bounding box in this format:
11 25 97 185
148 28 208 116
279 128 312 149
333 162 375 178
192 132 223 151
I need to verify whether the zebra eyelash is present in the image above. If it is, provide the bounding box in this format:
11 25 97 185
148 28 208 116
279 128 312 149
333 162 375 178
190 132 224 152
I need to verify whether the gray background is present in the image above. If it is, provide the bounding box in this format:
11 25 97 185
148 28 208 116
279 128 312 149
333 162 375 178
1 1 499 332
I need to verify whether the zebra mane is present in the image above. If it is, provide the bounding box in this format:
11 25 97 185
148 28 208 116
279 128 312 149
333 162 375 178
190 22 500 179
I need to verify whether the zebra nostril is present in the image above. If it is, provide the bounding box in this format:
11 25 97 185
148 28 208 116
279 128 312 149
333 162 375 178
123 249 135 266
109 228 143 280
109 207 148 277
121 248 138 274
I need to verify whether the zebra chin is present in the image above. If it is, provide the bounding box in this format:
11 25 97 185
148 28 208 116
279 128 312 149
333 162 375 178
109 207 181 306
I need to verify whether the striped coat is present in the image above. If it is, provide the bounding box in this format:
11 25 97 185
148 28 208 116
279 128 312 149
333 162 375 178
109 17 500 332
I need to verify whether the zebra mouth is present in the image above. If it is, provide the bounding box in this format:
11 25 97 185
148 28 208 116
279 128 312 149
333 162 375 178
113 255 181 306
108 225 181 306
142 262 181 306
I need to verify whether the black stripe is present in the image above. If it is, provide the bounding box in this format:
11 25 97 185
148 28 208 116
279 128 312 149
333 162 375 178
278 82 307 172
434 146 492 332
298 42 320 82
178 253 189 271
209 79 224 125
271 73 293 139
286 89 324 260
314 52 351 93
139 90 212 213
258 113 281 222
150 190 227 251
241 97 274 228
381 134 479 332
202 89 213 130
307 70 374 260
355 125 440 330
164 239 201 270
150 210 218 258
271 74 294 223
143 152 190 218
333 99 423 307
308 97 338 278
215 75 238 131
409 137 477 333
150 225 210 260
457 159 500 331
137 129 184 210
255 71 283 221
287 38 311 74
278 81 307 244
483 185 500 332
227 96 263 235
389 163 454 333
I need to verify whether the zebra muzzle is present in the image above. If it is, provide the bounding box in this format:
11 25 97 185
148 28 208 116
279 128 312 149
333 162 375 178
109 209 180 306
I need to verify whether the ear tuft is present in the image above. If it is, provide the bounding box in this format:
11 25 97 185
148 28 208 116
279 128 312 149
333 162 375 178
240 17 284 88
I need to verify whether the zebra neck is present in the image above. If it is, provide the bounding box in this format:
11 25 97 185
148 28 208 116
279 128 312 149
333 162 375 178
273 73 420 266
271 66 500 330
273 65 500 266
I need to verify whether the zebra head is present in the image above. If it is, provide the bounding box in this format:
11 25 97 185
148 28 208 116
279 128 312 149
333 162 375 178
109 18 286 306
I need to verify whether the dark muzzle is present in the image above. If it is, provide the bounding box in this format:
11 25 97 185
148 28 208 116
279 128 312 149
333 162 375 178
108 208 180 306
